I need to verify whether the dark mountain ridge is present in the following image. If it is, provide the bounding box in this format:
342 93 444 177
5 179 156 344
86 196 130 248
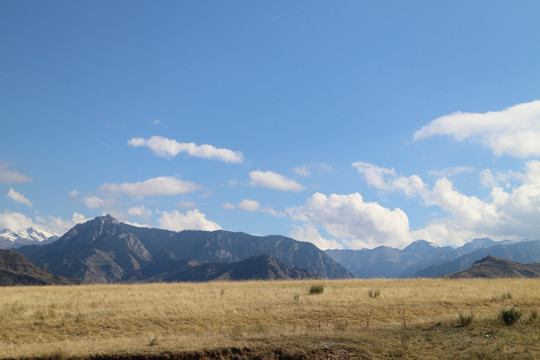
0 249 74 286
19 215 352 283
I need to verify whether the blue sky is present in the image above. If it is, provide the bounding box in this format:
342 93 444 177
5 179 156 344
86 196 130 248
1 1 540 249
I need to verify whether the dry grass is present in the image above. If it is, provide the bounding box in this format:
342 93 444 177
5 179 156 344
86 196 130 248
1 279 539 359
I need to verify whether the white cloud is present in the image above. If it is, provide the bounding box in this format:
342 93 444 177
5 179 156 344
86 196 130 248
413 99 540 158
222 199 261 212
288 192 413 249
0 210 36 232
292 165 311 177
69 190 79 197
128 205 152 217
289 225 344 250
6 188 32 207
158 209 222 231
0 162 31 183
100 176 200 197
352 162 427 198
84 195 104 208
249 170 305 191
0 210 88 235
151 120 161 125
428 166 475 178
44 212 90 234
292 163 334 178
128 136 244 163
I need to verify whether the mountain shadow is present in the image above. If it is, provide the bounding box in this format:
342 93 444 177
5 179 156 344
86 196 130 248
155 254 320 282
0 249 76 286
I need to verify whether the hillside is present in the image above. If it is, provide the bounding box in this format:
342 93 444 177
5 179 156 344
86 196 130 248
448 255 540 279
0 249 74 286
158 254 319 282
416 240 540 277
19 215 352 283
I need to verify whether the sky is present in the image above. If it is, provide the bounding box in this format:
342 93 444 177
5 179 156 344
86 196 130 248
1 1 540 250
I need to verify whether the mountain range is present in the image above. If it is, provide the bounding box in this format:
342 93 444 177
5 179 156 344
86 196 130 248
448 255 540 279
0 227 59 249
326 238 540 278
18 215 352 283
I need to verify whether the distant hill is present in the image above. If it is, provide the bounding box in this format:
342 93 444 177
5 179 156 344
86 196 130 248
325 238 523 278
416 240 540 278
0 249 75 286
19 215 352 283
157 254 320 282
448 256 540 279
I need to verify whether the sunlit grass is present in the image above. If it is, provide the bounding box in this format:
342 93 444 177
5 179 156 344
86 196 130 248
0 279 539 359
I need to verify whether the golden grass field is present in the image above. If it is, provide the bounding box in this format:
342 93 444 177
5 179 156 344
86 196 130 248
1 279 539 359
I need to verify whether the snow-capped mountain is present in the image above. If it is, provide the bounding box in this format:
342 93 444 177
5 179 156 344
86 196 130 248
0 227 60 249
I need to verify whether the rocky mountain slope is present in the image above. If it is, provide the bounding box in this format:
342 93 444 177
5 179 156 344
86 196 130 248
157 254 320 282
448 255 540 279
19 215 353 283
0 249 75 286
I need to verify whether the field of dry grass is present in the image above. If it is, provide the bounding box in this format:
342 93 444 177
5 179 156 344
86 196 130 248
1 279 539 359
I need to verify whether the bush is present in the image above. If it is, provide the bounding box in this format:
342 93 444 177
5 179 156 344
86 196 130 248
499 307 522 326
458 312 474 327
309 284 324 295
368 288 381 298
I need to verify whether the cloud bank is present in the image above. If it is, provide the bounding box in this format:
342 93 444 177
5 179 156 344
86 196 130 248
128 136 244 163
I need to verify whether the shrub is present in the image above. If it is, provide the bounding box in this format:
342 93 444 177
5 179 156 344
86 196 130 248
499 307 522 326
529 309 538 322
309 284 324 295
458 312 474 327
368 288 381 298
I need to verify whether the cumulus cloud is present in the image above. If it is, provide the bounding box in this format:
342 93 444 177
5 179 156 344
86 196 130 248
69 190 79 197
0 210 88 235
289 225 344 250
158 209 222 231
84 196 104 208
100 176 200 197
0 162 31 183
288 192 413 249
222 199 261 212
6 188 33 207
0 210 36 232
352 162 427 198
413 100 540 158
249 170 305 191
128 136 244 163
128 205 152 217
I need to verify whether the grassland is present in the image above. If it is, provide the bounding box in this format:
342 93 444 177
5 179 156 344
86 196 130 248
1 279 539 359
